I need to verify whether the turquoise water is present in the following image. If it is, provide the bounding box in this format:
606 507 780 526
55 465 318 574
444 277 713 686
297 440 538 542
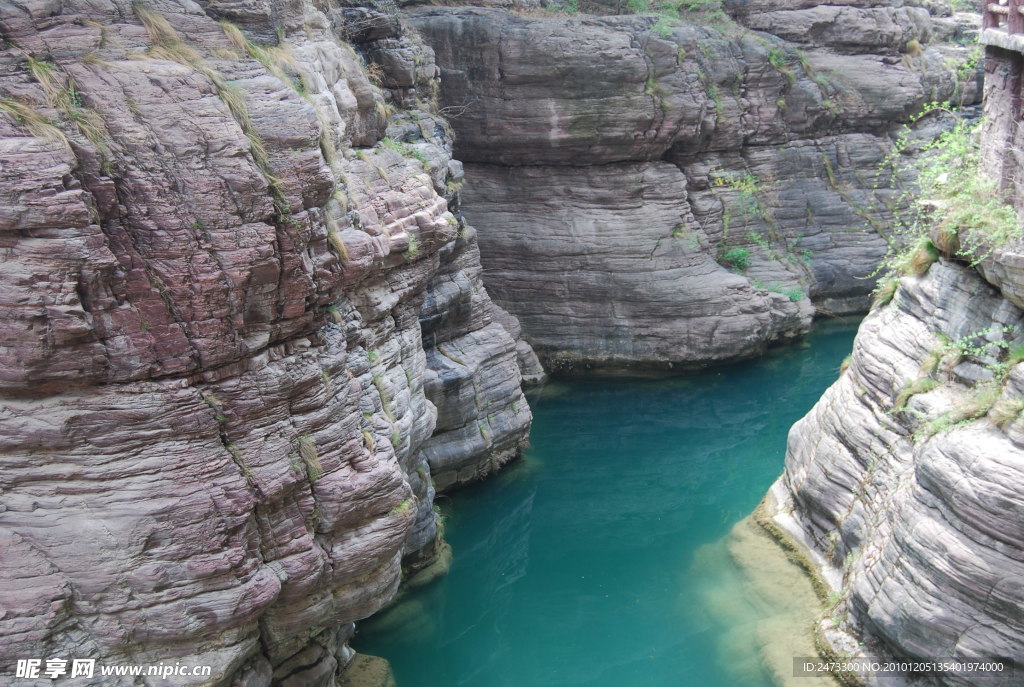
355 319 860 687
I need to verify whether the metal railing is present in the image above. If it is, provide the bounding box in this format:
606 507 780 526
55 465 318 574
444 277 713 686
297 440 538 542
984 0 1024 34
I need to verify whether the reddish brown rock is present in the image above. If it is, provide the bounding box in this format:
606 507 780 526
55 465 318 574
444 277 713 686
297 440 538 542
0 1 535 685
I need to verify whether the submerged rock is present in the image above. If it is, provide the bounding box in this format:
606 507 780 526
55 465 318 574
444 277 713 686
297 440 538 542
336 654 398 687
691 516 834 687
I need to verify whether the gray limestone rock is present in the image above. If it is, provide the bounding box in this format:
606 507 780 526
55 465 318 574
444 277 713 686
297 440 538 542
766 261 1024 686
409 4 979 368
461 160 812 369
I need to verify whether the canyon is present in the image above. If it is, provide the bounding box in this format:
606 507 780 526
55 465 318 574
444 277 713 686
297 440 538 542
0 0 1019 686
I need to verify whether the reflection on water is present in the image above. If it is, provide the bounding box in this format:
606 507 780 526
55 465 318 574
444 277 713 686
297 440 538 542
355 319 860 687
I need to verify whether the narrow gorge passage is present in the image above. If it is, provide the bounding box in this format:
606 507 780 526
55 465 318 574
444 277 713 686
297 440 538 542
354 319 859 687
4 1 1015 684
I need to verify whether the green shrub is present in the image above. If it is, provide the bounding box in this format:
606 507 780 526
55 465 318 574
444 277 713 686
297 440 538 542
874 104 1022 279
719 246 751 270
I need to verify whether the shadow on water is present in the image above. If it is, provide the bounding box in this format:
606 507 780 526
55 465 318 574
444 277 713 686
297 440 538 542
355 318 861 687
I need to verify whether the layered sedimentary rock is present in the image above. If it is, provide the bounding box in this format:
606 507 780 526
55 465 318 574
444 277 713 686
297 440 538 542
0 1 533 684
461 160 811 367
762 32 1024 685
410 3 980 369
765 260 1024 685
417 219 535 489
724 0 934 53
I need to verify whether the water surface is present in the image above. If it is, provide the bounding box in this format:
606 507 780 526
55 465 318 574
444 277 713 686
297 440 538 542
356 318 860 687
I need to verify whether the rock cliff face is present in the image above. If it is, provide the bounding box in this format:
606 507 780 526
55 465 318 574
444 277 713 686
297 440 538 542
766 259 1024 685
764 39 1024 683
0 1 997 685
410 2 980 370
0 1 534 684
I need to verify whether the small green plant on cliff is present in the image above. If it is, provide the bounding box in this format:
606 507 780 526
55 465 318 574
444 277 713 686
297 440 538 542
952 46 982 104
947 0 980 12
872 103 1022 289
751 279 804 302
718 246 750 271
372 374 396 422
389 497 415 517
705 81 722 117
767 46 795 84
381 136 430 170
652 17 674 37
941 324 1020 368
712 171 768 238
404 234 421 260
622 0 727 28
772 285 804 302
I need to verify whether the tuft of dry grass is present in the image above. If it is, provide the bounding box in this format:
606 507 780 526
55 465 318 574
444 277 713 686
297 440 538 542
329 232 349 261
904 238 940 276
317 115 339 169
362 430 376 452
932 227 960 257
0 97 68 146
219 20 248 53
872 276 899 308
918 382 1002 439
325 212 350 262
366 61 385 86
132 7 284 200
220 20 308 96
892 377 939 413
147 41 200 66
374 98 395 122
27 57 64 104
919 348 943 378
839 354 852 376
65 105 111 158
990 397 1024 429
23 57 112 160
133 2 180 47
298 435 322 481
332 187 350 213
